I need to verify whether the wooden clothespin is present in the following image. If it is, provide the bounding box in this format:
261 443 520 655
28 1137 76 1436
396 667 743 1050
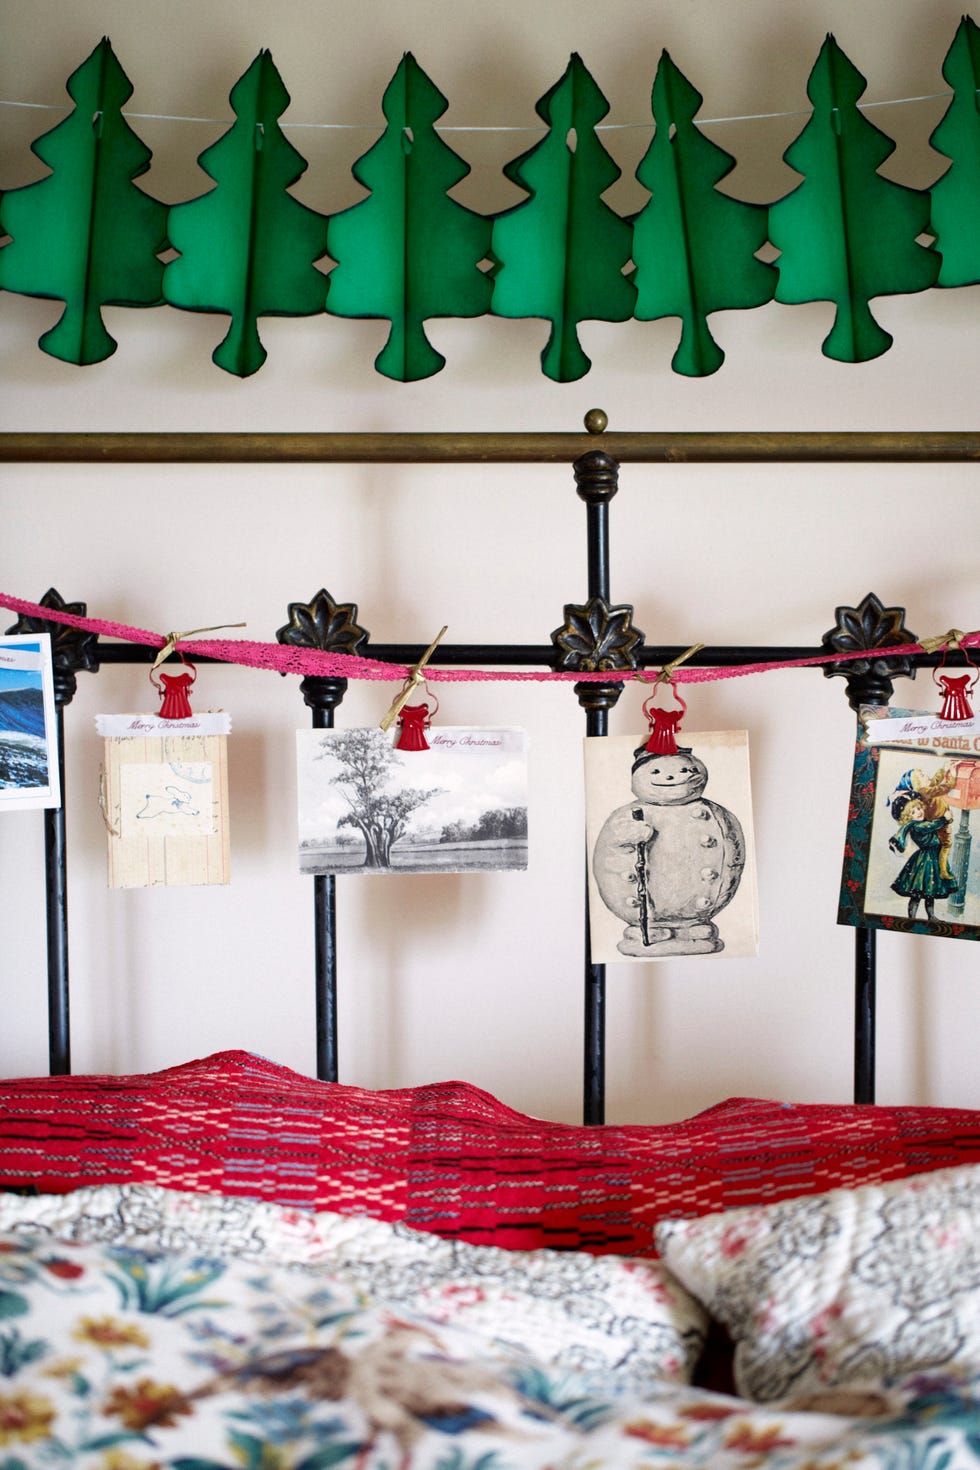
150 621 246 671
380 626 448 732
919 628 968 654
632 642 705 685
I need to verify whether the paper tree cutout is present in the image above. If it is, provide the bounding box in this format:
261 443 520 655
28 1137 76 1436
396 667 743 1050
0 38 166 364
490 54 635 382
1 26 977 379
769 35 939 363
632 51 775 376
930 16 980 287
163 50 328 377
326 54 491 382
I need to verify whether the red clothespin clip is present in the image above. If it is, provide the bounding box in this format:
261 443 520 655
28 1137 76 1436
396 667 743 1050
148 619 246 720
150 634 197 719
380 626 447 750
922 629 979 722
634 643 704 755
395 692 440 751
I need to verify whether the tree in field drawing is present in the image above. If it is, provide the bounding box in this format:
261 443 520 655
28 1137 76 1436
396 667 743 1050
632 51 775 377
769 34 939 363
0 37 167 364
929 14 980 287
317 728 442 869
490 53 635 382
326 52 492 382
163 50 328 377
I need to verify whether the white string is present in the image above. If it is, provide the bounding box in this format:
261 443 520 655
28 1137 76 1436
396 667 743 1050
0 90 955 134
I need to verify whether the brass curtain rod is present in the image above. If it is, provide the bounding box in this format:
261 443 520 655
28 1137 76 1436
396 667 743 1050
1 430 979 464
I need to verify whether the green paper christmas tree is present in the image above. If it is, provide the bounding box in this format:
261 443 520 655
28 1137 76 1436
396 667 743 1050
490 54 635 383
0 38 167 365
163 50 328 377
929 15 980 287
632 51 775 376
769 34 939 363
326 53 492 382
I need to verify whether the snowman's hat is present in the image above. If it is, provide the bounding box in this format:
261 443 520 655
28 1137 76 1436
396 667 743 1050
632 742 694 773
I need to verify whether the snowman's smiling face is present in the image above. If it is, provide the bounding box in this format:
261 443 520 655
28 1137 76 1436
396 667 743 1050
631 751 708 805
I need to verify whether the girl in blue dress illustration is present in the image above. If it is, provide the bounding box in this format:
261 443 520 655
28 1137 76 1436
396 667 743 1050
888 790 957 921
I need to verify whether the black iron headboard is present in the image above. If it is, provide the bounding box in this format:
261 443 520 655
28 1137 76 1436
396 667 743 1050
4 422 977 1121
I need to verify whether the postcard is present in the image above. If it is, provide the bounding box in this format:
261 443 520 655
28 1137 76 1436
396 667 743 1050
101 726 230 888
0 633 60 811
839 706 980 940
297 726 528 875
585 730 758 963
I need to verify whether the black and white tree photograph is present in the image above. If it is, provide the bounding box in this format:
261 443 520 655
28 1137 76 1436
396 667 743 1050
297 726 528 875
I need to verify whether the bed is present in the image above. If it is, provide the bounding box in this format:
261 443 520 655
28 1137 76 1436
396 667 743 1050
2 1049 980 1465
3 426 980 1466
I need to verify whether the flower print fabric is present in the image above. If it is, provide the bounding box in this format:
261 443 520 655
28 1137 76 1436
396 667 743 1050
1 1182 980 1468
656 1162 980 1403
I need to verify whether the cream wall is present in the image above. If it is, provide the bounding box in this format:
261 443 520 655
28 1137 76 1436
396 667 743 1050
0 0 977 1121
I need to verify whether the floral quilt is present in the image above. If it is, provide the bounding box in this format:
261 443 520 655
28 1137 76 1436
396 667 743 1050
0 1185 978 1469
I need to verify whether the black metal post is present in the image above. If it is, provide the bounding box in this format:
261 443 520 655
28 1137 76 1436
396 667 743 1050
821 594 918 1106
45 706 70 1074
302 678 348 1082
276 590 369 1085
854 927 876 1104
7 590 98 1076
577 692 619 1125
573 449 625 1125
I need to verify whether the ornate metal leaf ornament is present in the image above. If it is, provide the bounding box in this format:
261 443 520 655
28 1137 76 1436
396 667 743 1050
276 589 370 715
822 592 917 710
6 587 99 706
551 597 644 672
276 590 370 657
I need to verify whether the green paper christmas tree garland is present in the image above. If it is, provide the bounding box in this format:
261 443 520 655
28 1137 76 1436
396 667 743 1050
164 50 329 377
769 34 938 363
326 53 492 383
1 23 977 381
0 37 167 365
632 50 775 377
930 14 980 288
490 53 635 383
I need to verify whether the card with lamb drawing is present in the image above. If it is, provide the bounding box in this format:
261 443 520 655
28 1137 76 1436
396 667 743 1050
585 731 758 963
97 713 231 888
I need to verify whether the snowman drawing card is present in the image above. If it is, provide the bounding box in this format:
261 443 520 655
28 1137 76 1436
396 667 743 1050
585 731 758 963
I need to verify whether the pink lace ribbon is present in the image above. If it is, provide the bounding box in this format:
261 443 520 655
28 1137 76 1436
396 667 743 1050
0 590 968 686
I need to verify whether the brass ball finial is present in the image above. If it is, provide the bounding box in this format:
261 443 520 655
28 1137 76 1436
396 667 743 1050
584 407 608 435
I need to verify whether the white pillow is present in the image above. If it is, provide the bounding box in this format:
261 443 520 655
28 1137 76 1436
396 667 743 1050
0 1183 706 1388
655 1162 980 1402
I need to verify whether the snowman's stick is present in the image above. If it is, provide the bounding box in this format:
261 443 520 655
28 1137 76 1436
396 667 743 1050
632 808 651 946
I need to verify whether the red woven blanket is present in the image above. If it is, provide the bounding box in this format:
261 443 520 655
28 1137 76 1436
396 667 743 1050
2 1050 979 1256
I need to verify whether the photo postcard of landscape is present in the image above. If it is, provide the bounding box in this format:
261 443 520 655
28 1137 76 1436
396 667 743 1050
297 726 528 875
0 634 60 811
